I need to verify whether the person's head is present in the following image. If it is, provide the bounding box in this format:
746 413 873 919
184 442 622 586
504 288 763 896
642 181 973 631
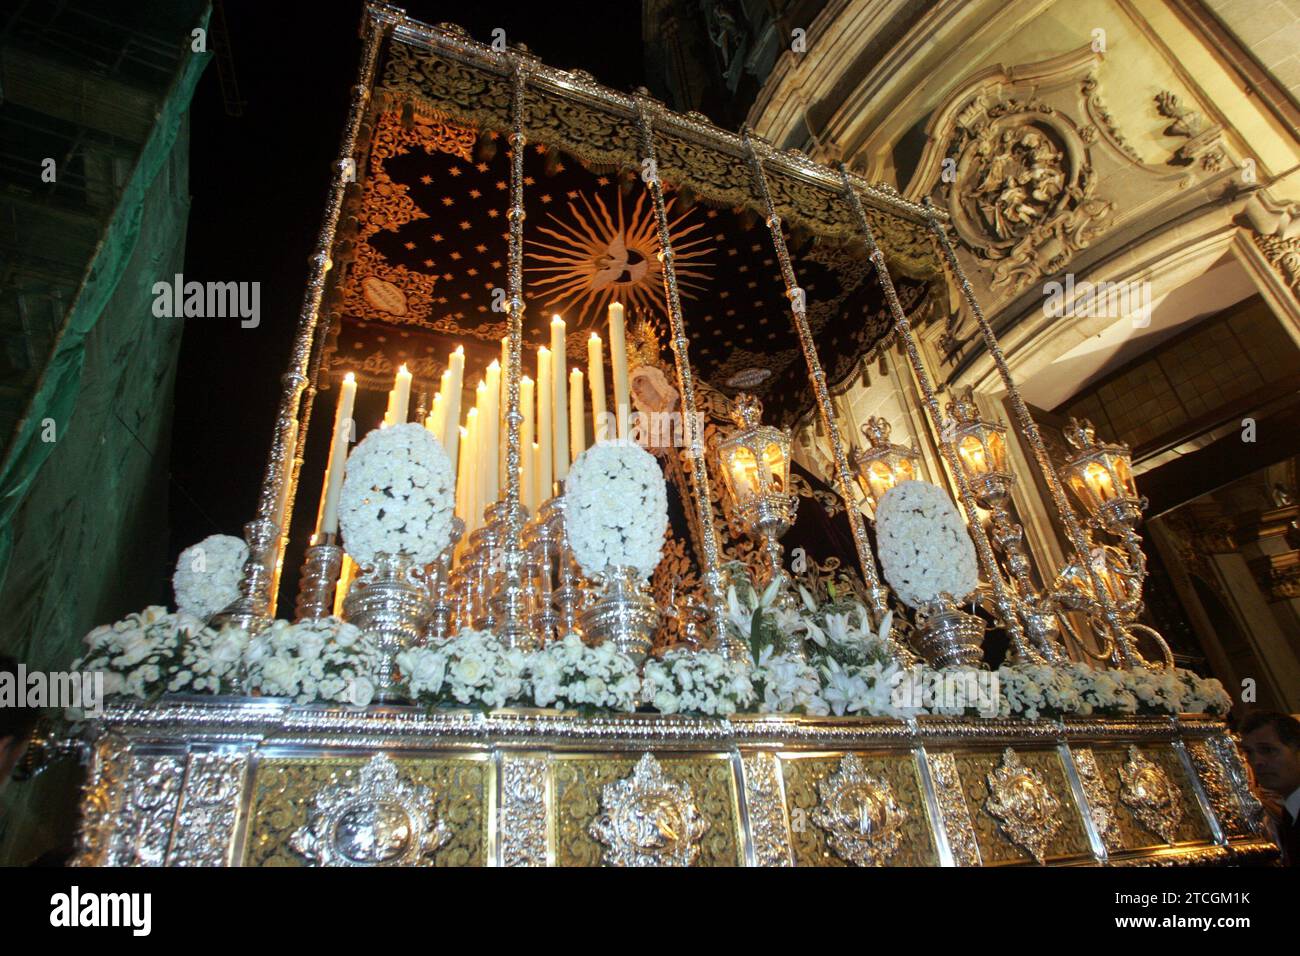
1240 710 1300 796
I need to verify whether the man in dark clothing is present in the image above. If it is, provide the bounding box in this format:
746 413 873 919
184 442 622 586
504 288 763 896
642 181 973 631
1240 710 1300 866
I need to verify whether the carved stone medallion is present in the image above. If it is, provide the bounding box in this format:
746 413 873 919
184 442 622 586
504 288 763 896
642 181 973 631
289 754 451 866
983 748 1062 864
589 753 708 867
811 754 909 867
1118 747 1183 844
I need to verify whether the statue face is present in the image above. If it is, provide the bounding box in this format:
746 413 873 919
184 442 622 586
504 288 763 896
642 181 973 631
630 366 679 415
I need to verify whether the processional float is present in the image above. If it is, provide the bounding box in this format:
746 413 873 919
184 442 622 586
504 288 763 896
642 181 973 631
60 3 1274 867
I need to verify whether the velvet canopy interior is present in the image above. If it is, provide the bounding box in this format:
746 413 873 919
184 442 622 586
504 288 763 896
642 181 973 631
320 30 942 430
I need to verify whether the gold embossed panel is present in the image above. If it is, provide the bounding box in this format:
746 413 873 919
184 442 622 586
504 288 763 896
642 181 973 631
780 752 938 867
551 755 741 867
950 749 1092 865
1092 745 1212 851
242 755 489 867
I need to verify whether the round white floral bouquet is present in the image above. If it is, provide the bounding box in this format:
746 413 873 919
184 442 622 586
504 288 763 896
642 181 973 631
339 423 455 566
642 648 755 716
396 629 526 711
172 534 248 620
527 634 642 713
75 606 239 699
874 480 980 610
244 617 377 706
564 441 669 581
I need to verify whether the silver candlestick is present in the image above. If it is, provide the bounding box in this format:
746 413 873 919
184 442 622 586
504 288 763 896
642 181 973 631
342 551 432 702
545 496 585 640
295 533 344 622
425 517 464 644
579 565 660 665
527 503 559 644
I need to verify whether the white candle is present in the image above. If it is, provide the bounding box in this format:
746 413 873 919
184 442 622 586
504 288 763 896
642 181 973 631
462 408 479 532
482 361 500 510
588 332 608 442
392 363 412 425
443 346 464 476
550 315 569 481
609 302 630 439
499 336 509 487
532 442 541 509
537 347 553 499
316 371 357 538
569 367 585 461
427 392 444 444
520 376 536 514
382 389 396 427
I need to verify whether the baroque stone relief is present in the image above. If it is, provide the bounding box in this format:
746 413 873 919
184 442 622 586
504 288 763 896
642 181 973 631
904 48 1209 329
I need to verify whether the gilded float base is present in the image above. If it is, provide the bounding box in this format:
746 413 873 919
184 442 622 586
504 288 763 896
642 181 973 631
70 701 1277 868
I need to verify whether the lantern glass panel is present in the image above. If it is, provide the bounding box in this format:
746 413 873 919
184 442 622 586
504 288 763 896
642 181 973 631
1065 466 1098 515
726 446 760 505
984 428 1007 474
1085 460 1117 503
763 442 787 491
1114 454 1136 498
957 434 990 478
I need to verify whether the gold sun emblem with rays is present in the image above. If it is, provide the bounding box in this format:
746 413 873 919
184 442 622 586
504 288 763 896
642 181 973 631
526 189 714 324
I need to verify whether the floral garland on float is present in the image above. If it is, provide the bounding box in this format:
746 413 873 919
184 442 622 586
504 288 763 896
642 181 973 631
68 442 1231 720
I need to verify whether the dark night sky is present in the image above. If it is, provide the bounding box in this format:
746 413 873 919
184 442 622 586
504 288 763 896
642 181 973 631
171 1 647 588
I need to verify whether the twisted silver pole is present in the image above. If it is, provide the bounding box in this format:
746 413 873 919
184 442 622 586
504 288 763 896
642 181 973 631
489 58 533 648
218 5 392 631
633 94 746 665
920 196 1144 668
738 136 892 610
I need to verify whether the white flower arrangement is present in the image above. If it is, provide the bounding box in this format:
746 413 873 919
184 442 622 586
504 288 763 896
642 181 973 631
751 647 828 716
874 480 980 610
527 634 642 713
244 617 376 706
172 534 248 621
642 648 755 716
805 598 897 669
338 422 455 566
564 441 669 581
723 572 806 658
818 659 917 718
75 606 237 699
395 629 527 711
990 662 1230 719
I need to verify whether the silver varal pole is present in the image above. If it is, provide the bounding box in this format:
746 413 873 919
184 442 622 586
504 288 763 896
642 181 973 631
217 5 394 631
741 129 921 665
633 94 747 665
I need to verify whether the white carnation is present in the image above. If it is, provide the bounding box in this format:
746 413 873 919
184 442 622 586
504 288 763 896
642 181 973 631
642 649 754 716
339 423 455 566
564 441 668 581
874 480 980 610
172 534 248 620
